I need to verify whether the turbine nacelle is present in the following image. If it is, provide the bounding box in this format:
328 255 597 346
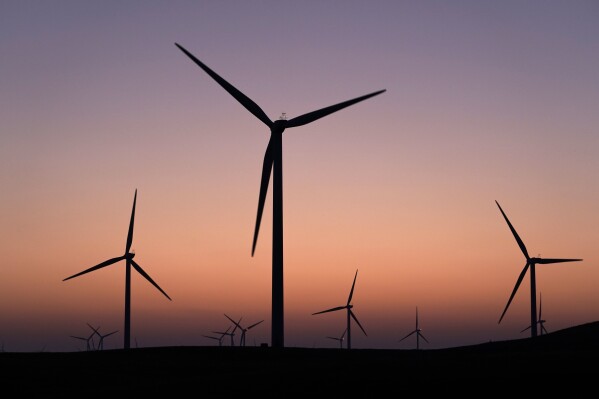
126 252 136 260
270 119 287 133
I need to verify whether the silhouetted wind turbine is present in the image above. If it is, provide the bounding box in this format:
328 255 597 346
87 324 118 351
63 190 172 349
70 324 98 351
521 293 548 336
225 314 264 347
312 269 367 349
203 327 230 347
70 335 93 352
212 326 235 347
176 43 385 348
399 307 428 350
326 328 347 349
495 201 582 337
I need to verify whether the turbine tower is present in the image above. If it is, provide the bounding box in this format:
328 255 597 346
495 201 582 337
63 190 172 349
176 43 385 348
312 269 367 349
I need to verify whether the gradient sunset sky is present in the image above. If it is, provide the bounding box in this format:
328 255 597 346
1 1 598 351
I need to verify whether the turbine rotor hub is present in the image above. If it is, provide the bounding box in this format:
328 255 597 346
271 119 287 134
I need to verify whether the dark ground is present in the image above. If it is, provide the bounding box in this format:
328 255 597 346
2 321 598 395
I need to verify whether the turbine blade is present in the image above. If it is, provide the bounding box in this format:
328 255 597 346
286 90 386 128
103 331 118 338
130 260 171 300
126 189 137 253
498 262 530 323
542 325 549 334
326 337 339 341
341 328 347 340
312 306 346 315
247 320 264 330
495 201 530 260
63 255 126 281
202 335 219 340
224 314 243 331
416 307 419 329
175 43 273 128
418 332 429 343
252 138 274 256
86 323 100 335
399 330 416 342
70 336 86 341
536 258 582 264
347 269 358 305
520 325 532 333
538 293 542 319
350 310 367 336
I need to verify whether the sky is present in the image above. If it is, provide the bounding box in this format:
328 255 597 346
1 1 598 351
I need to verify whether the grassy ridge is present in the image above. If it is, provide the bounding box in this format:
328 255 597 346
1 321 598 394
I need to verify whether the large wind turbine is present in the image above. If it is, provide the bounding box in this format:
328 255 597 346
495 201 582 337
521 293 548 336
176 43 385 348
63 190 172 349
312 269 367 349
399 307 428 350
225 314 264 347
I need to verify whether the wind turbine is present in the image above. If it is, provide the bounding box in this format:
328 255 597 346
70 324 98 351
495 201 582 337
87 324 119 351
176 43 385 348
69 335 93 352
225 314 264 347
399 307 428 350
212 325 237 347
203 326 230 347
521 293 548 336
312 269 367 349
63 190 172 349
326 328 347 349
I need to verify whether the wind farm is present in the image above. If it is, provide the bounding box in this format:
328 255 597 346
1 1 598 394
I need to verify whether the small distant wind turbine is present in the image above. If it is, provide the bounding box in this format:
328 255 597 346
312 269 367 349
326 328 347 349
87 324 118 351
69 335 92 352
399 307 428 350
176 43 385 348
212 325 237 347
495 201 582 337
225 314 264 347
203 327 229 347
521 293 548 336
63 190 171 349
70 324 98 351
